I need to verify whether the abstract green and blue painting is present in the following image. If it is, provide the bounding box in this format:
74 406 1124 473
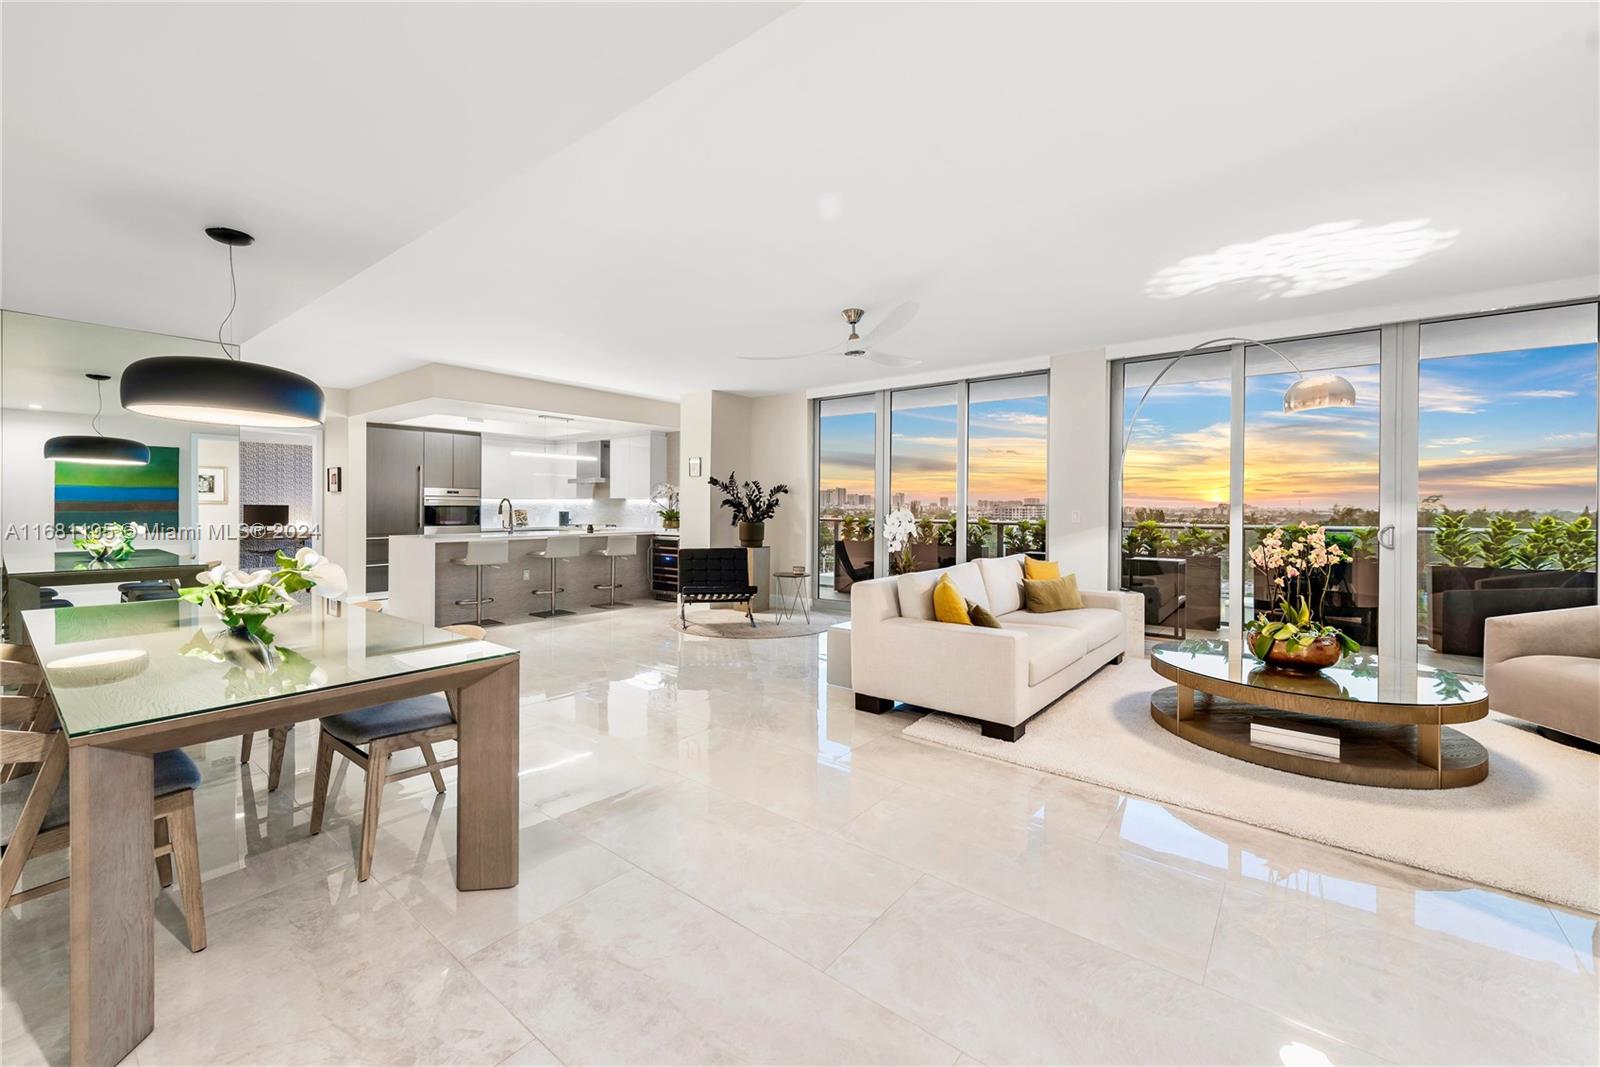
54 445 180 531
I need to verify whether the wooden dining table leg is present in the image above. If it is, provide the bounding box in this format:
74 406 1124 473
454 659 519 891
70 744 155 1066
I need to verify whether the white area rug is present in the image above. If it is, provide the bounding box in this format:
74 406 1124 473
901 657 1600 912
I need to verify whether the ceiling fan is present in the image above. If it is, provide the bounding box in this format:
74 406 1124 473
740 304 922 367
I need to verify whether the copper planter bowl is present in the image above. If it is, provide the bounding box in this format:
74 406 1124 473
1263 634 1343 673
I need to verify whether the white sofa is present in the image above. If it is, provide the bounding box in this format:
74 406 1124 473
849 554 1144 741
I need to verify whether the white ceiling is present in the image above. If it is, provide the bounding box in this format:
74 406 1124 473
0 1 790 340
6 3 1597 405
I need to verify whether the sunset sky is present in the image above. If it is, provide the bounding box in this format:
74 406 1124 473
1123 342 1597 515
817 384 1051 506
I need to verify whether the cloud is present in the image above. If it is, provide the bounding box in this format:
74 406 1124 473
1545 431 1597 442
1418 381 1487 414
1513 389 1578 399
1426 436 1476 448
981 412 1048 427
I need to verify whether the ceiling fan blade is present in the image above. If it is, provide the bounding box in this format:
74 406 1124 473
864 350 922 368
861 301 919 345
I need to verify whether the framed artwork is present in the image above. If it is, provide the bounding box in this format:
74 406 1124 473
197 465 229 504
688 456 703 478
55 445 180 531
326 466 342 493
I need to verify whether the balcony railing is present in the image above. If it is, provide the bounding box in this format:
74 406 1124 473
816 515 1042 583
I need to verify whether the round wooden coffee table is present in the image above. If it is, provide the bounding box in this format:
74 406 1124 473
1149 640 1489 789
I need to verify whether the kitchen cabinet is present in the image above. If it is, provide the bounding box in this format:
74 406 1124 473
423 430 481 490
607 432 666 499
367 425 424 536
453 433 482 489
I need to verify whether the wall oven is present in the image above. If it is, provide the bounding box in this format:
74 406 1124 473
422 488 481 534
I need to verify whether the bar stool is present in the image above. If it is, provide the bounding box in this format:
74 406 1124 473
591 535 637 609
452 540 507 626
531 538 578 618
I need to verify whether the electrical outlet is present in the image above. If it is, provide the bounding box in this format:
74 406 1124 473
1071 509 1082 523
522 568 530 580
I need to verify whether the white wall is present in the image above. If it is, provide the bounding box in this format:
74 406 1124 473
678 392 715 548
747 392 811 575
195 434 240 570
1046 348 1112 589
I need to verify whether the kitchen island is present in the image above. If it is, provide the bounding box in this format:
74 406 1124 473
387 528 665 626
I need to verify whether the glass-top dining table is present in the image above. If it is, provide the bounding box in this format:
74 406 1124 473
18 597 521 1064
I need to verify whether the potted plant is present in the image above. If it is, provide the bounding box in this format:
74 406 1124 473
966 516 994 558
652 482 680 530
1246 525 1360 671
883 508 917 575
72 521 142 562
179 548 328 645
706 471 788 547
1170 524 1224 631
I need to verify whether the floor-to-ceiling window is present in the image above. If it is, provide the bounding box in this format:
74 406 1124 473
1416 304 1599 669
1119 349 1232 638
1244 332 1381 643
967 374 1049 559
813 372 1050 598
889 384 959 574
816 394 878 600
1110 299 1599 673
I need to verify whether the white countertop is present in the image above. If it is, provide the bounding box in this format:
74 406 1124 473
391 527 666 545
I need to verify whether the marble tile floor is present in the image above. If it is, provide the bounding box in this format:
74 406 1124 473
2 602 1594 1065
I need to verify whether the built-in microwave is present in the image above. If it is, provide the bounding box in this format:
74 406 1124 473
422 488 481 534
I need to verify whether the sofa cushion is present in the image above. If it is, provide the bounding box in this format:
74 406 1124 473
977 555 1028 615
897 561 988 621
1022 558 1059 580
967 600 1001 628
1000 623 1088 686
933 575 971 625
1023 574 1083 612
1486 655 1600 743
999 607 1124 649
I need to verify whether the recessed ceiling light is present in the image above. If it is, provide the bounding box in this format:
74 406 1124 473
1146 219 1459 301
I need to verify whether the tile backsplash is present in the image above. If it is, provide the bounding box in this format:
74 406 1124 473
478 498 662 530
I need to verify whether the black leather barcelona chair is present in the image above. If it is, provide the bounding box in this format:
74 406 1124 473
678 548 757 627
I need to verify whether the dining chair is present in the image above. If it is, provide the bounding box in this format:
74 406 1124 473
305 622 482 880
0 725 207 951
308 693 458 881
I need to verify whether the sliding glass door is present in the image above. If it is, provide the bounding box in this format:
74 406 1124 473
1112 299 1599 674
888 385 959 574
1415 304 1598 670
816 394 878 601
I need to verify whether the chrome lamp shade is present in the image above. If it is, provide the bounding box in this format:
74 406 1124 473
42 434 152 466
1282 373 1359 413
120 355 325 428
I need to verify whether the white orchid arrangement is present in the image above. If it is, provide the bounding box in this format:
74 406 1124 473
883 508 918 574
1247 525 1357 657
72 521 143 561
180 547 332 641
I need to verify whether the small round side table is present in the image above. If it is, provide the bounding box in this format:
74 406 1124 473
771 570 811 624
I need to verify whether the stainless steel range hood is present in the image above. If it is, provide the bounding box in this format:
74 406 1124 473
567 440 608 486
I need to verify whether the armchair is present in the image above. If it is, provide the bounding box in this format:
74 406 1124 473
679 548 758 627
1483 604 1600 745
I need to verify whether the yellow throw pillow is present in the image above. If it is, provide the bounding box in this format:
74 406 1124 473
967 600 1001 628
933 574 972 625
1023 573 1084 612
1022 557 1060 580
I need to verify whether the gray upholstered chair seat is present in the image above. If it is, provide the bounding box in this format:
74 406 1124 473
1 748 200 847
320 695 454 745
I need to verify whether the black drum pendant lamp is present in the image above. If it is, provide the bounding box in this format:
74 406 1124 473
43 374 152 466
121 227 325 428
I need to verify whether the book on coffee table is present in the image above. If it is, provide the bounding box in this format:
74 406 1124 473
1249 718 1341 761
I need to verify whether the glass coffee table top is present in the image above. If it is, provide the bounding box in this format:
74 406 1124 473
1150 639 1486 709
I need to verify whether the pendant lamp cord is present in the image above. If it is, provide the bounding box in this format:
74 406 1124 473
91 377 105 437
218 242 240 361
